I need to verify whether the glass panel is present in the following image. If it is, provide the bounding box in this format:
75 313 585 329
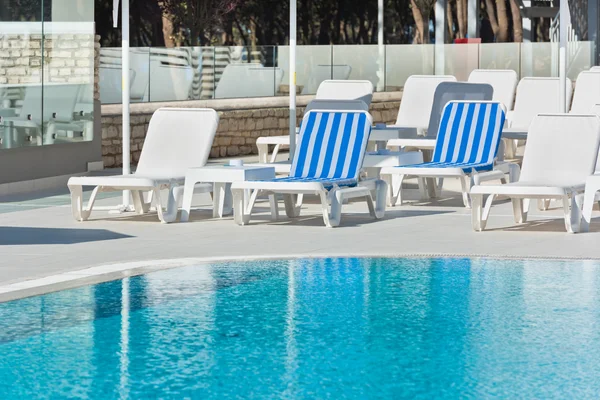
277 45 333 95
213 46 279 99
42 0 95 145
385 44 434 90
332 45 383 91
479 43 520 76
99 47 150 104
520 42 558 78
0 1 44 149
566 41 595 81
149 47 196 102
443 43 479 81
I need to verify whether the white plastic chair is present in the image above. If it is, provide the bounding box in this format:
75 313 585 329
468 69 518 111
471 114 600 233
68 108 219 223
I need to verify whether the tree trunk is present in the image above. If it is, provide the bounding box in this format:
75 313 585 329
485 0 499 36
509 0 523 42
447 1 454 40
411 0 430 44
457 0 467 39
496 0 509 42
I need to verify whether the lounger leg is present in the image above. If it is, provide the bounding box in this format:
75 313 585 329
581 188 598 233
284 194 301 218
383 174 405 206
180 180 197 222
538 199 551 211
131 191 151 215
508 163 521 183
512 198 528 224
270 144 281 163
322 190 337 228
153 187 178 224
372 179 387 219
563 195 583 234
460 176 472 209
471 194 485 231
69 185 98 221
269 195 279 221
257 143 269 163
232 189 249 225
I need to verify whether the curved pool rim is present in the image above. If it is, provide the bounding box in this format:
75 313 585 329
1 252 599 303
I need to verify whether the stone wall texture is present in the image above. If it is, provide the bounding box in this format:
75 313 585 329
100 100 400 168
0 33 99 91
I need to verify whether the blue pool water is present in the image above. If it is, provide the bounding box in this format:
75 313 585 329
1 257 600 399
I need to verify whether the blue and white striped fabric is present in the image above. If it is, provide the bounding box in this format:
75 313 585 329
271 110 372 187
407 101 506 172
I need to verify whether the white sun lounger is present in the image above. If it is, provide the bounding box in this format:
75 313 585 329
232 110 386 228
467 69 518 111
380 101 507 208
370 75 457 147
471 114 600 233
302 65 353 95
256 99 369 171
502 77 573 157
255 80 374 163
68 108 219 223
570 71 600 113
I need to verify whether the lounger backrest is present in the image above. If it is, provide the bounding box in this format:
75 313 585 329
467 69 518 110
520 114 600 182
395 75 457 128
290 110 372 181
303 65 353 94
571 71 600 113
305 99 369 113
433 101 506 165
136 108 219 176
426 82 494 138
315 80 374 106
511 77 573 129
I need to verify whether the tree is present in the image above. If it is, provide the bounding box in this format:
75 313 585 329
509 0 522 42
160 0 241 45
411 0 434 43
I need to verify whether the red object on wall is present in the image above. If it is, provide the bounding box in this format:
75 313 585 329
454 38 482 44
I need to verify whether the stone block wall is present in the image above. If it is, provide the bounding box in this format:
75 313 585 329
0 33 99 94
100 98 401 168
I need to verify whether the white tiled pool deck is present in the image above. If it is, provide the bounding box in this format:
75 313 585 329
1 156 600 301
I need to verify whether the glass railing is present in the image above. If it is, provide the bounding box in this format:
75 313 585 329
0 19 95 150
98 41 596 105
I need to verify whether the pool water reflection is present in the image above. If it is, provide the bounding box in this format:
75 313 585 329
1 257 599 398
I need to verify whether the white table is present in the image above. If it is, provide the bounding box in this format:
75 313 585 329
363 150 425 205
180 165 276 222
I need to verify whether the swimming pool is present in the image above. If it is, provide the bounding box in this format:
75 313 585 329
1 257 599 398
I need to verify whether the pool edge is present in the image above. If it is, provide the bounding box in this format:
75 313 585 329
1 253 599 303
